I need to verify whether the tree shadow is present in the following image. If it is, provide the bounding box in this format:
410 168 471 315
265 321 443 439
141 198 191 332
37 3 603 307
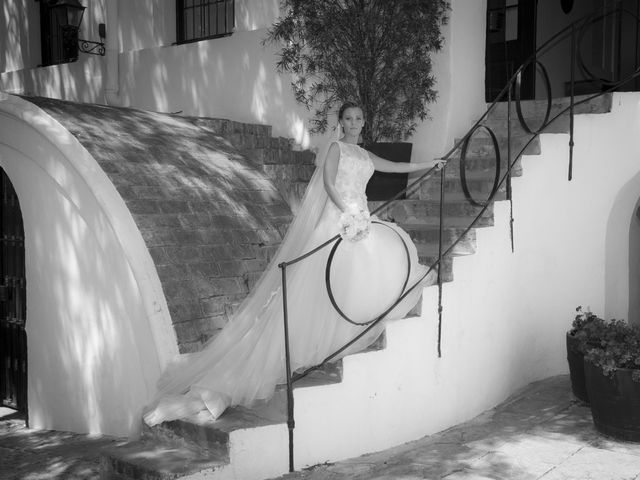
0 408 124 480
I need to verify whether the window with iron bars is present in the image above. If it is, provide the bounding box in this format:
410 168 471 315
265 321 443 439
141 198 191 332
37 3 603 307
176 0 235 44
39 2 79 66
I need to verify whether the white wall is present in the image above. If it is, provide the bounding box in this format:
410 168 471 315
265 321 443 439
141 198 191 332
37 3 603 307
445 91 640 379
291 93 640 470
0 94 176 436
628 197 640 325
0 0 41 73
117 0 280 52
117 27 313 146
444 93 640 374
0 0 106 99
409 0 487 166
1 0 485 154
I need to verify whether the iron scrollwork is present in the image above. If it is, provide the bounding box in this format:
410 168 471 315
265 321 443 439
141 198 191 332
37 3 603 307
78 39 105 56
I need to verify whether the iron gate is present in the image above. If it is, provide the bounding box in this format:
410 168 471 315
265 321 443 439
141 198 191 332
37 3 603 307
0 168 27 414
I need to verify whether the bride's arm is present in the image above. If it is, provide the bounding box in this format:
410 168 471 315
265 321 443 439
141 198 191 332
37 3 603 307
323 143 348 211
369 152 444 173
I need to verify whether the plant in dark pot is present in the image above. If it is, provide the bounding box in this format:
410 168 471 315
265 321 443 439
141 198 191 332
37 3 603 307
566 306 607 403
265 0 449 200
581 316 640 441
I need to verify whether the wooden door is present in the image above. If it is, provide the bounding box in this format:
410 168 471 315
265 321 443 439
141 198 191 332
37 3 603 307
485 0 538 102
0 169 27 415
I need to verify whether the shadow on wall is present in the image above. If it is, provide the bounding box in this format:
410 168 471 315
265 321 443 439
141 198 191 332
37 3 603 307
1 0 36 73
1 0 105 103
119 0 174 51
1 53 105 103
120 29 312 147
2 1 315 148
0 105 161 436
28 96 294 353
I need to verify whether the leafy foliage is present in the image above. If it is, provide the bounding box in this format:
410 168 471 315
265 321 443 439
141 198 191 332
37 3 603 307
569 306 608 354
265 0 450 144
572 306 640 382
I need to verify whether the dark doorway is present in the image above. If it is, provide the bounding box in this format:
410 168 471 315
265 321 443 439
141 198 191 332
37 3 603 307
0 169 27 417
580 0 640 93
485 0 538 102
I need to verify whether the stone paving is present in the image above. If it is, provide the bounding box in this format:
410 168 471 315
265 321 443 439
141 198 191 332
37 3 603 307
1 375 639 480
0 409 123 480
274 375 640 480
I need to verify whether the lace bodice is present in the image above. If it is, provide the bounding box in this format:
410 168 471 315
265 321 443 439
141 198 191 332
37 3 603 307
334 141 374 211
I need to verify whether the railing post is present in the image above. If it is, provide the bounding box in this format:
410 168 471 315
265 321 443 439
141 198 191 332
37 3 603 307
507 77 514 253
279 263 295 473
437 165 445 358
569 23 576 181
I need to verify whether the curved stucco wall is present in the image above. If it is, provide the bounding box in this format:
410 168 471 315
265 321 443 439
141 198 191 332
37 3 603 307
0 94 176 436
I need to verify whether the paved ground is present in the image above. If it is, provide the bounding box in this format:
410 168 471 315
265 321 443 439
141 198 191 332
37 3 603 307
0 409 123 480
1 375 639 479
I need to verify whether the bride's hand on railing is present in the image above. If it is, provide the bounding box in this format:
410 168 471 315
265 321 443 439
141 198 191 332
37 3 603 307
411 158 446 172
433 159 446 171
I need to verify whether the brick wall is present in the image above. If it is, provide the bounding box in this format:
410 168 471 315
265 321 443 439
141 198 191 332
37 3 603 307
28 96 314 353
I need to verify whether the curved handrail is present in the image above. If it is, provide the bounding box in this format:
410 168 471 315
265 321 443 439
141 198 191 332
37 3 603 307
279 4 640 472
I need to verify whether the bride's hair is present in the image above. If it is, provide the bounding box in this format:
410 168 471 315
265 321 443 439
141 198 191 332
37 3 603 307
338 101 362 120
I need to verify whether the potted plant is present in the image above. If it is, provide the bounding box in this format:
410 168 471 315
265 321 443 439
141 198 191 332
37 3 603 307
566 306 607 403
580 315 640 441
265 0 450 200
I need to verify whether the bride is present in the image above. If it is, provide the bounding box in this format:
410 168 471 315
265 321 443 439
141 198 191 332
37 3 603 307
143 101 443 426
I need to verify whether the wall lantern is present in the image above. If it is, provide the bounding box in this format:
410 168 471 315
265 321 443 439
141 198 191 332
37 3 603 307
49 0 106 56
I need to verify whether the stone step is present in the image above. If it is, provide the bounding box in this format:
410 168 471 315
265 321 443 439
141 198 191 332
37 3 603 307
145 362 342 451
189 117 273 138
408 225 476 259
421 255 454 283
262 163 315 183
449 135 541 159
370 199 495 226
481 94 612 138
486 93 612 120
437 156 524 177
103 359 348 479
417 176 512 202
402 224 476 248
227 133 295 151
243 147 316 166
482 116 571 136
415 237 475 257
101 437 228 480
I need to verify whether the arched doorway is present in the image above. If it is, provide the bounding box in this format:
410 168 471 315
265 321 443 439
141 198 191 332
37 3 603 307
0 168 27 418
629 199 640 326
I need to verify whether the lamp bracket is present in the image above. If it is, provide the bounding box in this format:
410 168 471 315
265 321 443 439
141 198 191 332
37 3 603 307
78 38 105 56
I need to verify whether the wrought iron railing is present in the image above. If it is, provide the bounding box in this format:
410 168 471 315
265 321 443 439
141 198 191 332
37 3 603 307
277 4 640 472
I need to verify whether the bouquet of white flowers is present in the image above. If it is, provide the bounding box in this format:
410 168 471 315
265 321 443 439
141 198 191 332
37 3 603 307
338 203 371 242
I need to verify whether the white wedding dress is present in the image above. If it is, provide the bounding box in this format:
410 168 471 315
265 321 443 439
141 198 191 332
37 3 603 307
143 141 430 426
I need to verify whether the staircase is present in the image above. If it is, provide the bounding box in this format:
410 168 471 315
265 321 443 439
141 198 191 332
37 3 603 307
189 116 317 213
101 94 612 480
